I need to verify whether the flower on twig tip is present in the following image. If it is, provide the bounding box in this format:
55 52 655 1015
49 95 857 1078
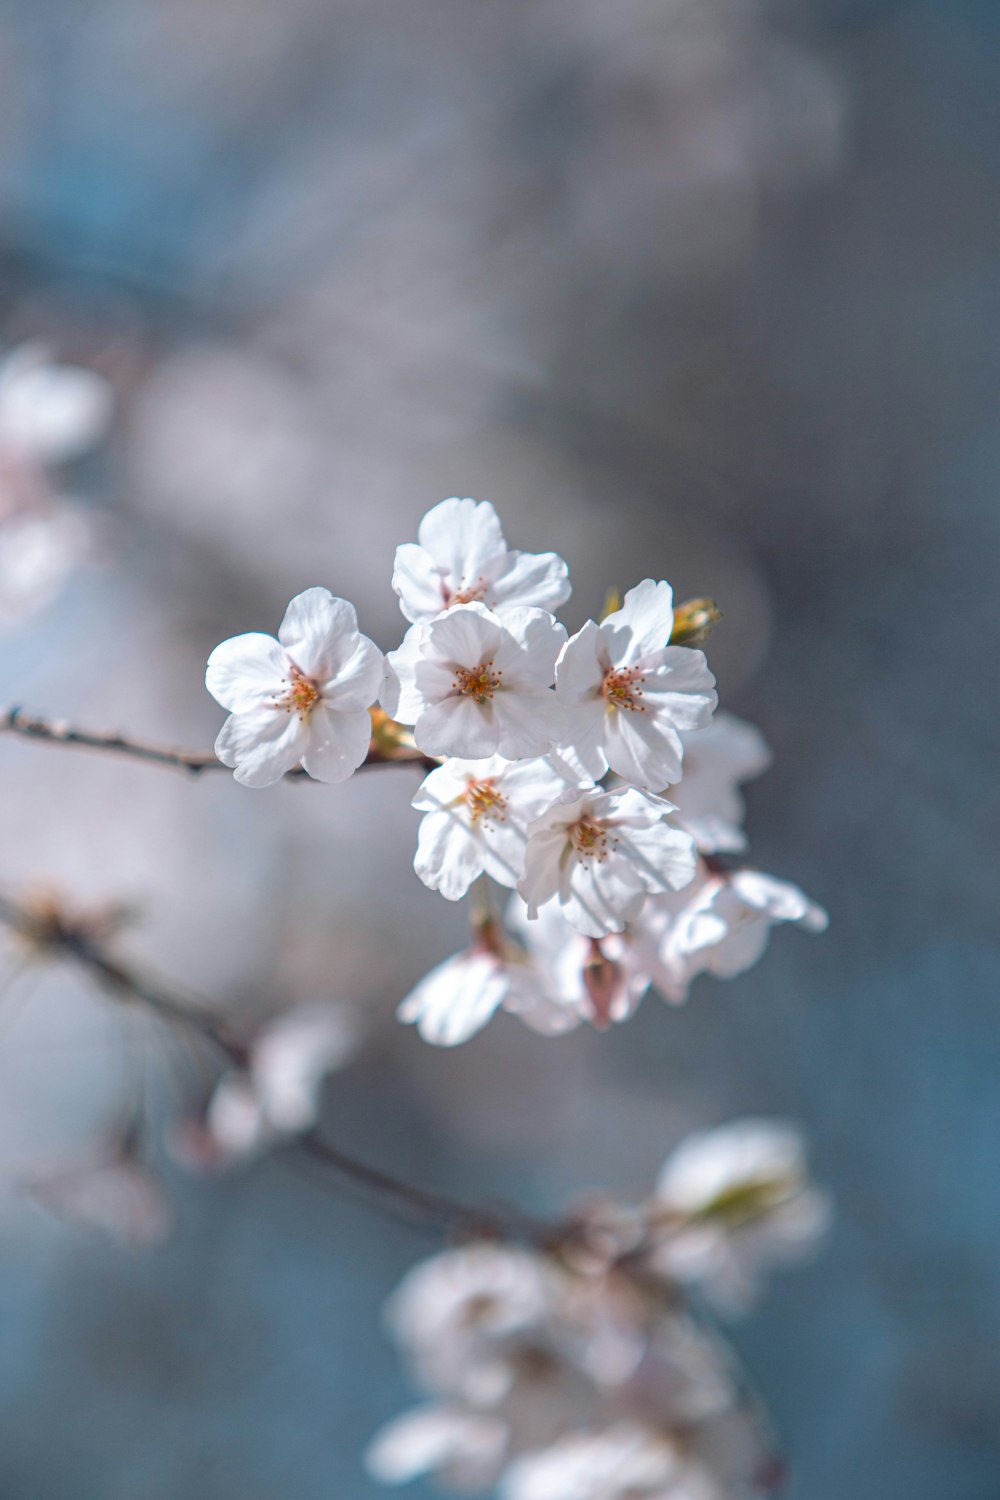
206 586 383 786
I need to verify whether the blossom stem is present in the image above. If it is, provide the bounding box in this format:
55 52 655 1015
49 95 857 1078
0 706 437 779
0 889 545 1245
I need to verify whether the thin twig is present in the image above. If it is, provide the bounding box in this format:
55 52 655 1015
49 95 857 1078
0 890 548 1244
0 706 437 779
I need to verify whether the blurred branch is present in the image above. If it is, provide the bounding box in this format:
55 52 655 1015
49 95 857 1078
0 706 436 779
0 889 544 1244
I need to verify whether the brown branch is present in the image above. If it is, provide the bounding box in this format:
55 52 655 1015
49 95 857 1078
0 705 437 779
0 890 547 1245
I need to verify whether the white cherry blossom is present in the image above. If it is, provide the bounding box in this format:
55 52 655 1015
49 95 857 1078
413 755 590 900
499 1424 724 1500
206 586 383 787
382 601 565 761
669 712 772 853
519 786 698 939
0 342 113 466
393 496 570 624
366 1405 508 1491
644 867 828 1001
650 1119 832 1314
555 580 717 789
180 1000 362 1165
22 1150 172 1247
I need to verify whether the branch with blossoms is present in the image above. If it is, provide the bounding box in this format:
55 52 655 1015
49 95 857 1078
3 469 831 1500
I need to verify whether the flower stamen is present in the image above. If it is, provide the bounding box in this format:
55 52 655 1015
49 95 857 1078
452 659 503 704
465 778 508 827
602 665 646 712
277 664 320 720
568 817 616 864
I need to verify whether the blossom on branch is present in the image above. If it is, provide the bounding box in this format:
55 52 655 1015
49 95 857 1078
383 602 566 760
519 786 698 938
392 497 571 624
556 580 717 789
413 754 591 900
668 712 772 853
206 586 384 786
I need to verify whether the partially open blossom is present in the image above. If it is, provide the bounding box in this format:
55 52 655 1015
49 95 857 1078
392 497 570 624
413 755 590 900
556 580 717 789
648 1119 832 1314
519 786 697 939
206 586 383 786
383 602 566 760
668 713 772 853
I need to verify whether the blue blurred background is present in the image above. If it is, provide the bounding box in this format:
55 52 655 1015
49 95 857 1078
0 1 998 1496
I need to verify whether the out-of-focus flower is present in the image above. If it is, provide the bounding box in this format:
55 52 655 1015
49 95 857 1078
556 581 717 789
0 506 91 629
393 497 571 625
206 586 384 786
0 343 113 467
367 1405 509 1491
499 1423 724 1500
413 755 589 900
648 1119 832 1314
668 713 771 853
178 1000 361 1165
21 1145 172 1248
519 787 697 938
644 867 828 1001
383 603 566 760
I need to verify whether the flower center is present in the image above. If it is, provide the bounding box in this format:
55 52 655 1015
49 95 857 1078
453 659 503 704
278 664 320 720
445 576 489 607
602 665 646 712
465 778 508 827
568 817 617 864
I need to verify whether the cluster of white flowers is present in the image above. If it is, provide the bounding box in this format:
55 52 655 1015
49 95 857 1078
208 496 826 1044
0 343 113 629
367 1117 828 1499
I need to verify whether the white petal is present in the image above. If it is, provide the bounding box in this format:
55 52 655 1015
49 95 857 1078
215 708 307 787
414 811 486 900
493 689 560 760
561 857 647 938
494 606 566 688
300 704 372 783
601 578 675 665
517 826 570 918
416 497 506 583
277 588 361 679
206 633 287 712
642 647 718 729
321 634 384 710
398 952 509 1046
416 694 499 759
382 624 429 723
392 541 448 624
729 870 828 931
490 548 571 614
555 619 604 700
366 1405 507 1489
604 705 685 789
424 599 503 667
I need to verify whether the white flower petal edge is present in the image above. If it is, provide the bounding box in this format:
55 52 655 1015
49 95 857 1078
206 586 383 786
412 754 593 901
366 1405 508 1490
555 579 717 789
392 496 571 624
382 601 566 762
397 949 514 1047
669 712 772 853
519 786 698 939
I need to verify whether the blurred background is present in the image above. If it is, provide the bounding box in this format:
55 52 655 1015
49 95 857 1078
0 0 997 1496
